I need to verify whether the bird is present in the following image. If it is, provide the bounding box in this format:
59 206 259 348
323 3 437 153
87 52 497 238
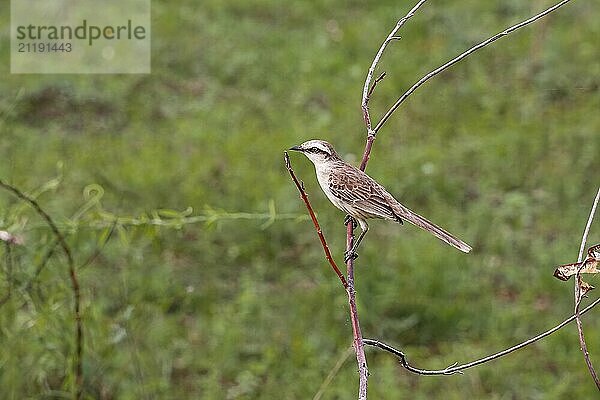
289 139 472 262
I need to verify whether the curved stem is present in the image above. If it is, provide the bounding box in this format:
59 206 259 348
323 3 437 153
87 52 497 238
365 296 600 375
0 180 83 399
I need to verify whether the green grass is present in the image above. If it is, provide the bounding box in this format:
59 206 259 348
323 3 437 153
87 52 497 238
1 0 599 398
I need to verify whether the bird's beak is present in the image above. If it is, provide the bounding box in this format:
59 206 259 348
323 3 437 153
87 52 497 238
289 145 303 152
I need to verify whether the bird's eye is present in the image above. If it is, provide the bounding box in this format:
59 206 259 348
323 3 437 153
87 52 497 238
309 147 322 154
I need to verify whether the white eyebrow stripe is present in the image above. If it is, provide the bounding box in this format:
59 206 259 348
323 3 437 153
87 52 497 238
311 142 330 154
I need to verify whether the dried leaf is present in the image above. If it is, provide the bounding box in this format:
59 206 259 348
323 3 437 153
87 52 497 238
553 243 600 281
580 281 595 297
587 243 600 259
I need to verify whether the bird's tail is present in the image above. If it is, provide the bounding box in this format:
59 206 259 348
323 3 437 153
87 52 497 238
391 203 472 253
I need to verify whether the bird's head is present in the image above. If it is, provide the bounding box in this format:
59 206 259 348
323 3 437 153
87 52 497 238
289 139 339 165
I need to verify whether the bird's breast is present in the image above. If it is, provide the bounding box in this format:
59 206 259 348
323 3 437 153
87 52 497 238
315 166 349 213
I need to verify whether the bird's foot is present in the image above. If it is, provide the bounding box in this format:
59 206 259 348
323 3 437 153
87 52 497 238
344 250 359 263
344 215 358 229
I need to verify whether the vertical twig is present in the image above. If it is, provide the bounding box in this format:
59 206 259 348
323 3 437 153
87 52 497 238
361 0 428 132
574 187 600 390
0 180 83 400
352 4 432 397
352 3 433 397
359 0 429 171
344 239 368 400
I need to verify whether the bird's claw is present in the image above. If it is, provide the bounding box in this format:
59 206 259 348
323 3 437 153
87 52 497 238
344 215 358 229
344 250 359 263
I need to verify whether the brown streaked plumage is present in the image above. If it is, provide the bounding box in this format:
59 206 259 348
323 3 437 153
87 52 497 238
289 139 472 261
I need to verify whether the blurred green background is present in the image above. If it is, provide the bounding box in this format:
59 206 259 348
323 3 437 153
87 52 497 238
1 0 599 399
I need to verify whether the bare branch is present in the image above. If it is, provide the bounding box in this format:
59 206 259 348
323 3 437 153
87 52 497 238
361 0 428 133
577 189 600 264
373 0 574 135
366 72 387 105
284 153 348 288
365 296 600 375
359 0 428 172
0 180 83 399
354 2 434 392
574 187 600 390
343 237 368 400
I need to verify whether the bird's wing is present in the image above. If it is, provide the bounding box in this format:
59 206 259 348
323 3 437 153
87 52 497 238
327 167 399 221
329 166 472 254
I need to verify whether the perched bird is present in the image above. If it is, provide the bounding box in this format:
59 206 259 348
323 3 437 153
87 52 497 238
289 139 472 261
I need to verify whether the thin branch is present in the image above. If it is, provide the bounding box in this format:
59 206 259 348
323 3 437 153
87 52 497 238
361 0 428 134
354 3 431 396
364 296 600 375
574 187 600 390
0 180 83 400
577 188 600 264
359 0 428 171
284 152 348 288
366 72 387 104
344 235 368 400
353 3 433 394
373 0 574 135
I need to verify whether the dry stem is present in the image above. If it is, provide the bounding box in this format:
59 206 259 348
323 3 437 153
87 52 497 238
343 238 368 400
351 4 433 396
284 153 347 288
0 180 83 400
361 0 428 136
364 296 600 375
372 0 574 135
574 187 600 390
